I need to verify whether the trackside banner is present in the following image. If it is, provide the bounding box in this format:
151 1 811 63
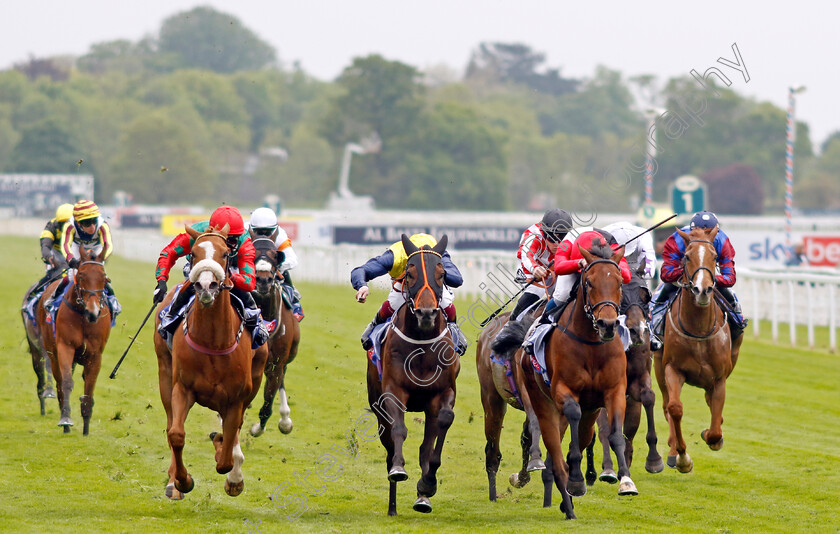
334 225 526 250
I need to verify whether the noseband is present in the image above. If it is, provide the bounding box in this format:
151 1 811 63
191 232 233 294
580 259 622 331
679 239 717 289
402 249 443 315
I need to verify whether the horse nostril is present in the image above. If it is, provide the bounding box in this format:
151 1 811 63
209 281 219 291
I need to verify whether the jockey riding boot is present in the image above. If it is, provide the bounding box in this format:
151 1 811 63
361 312 387 351
104 281 121 317
44 276 70 313
522 298 565 355
649 282 678 346
282 270 305 321
232 288 273 348
510 292 541 323
719 286 748 328
443 304 468 356
160 282 194 338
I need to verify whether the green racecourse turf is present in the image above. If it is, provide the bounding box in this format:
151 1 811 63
1 235 838 533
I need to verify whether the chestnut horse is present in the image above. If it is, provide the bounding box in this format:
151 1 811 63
495 244 636 519
36 245 110 435
367 234 459 516
154 224 268 500
248 236 300 437
586 268 664 485
476 306 549 504
653 226 740 473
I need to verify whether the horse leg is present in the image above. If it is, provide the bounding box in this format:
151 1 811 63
525 408 545 472
31 348 47 416
663 365 692 473
414 402 440 513
640 379 664 473
55 343 74 431
653 351 676 466
276 379 293 434
156 347 184 499
480 387 505 501
562 397 587 498
383 389 410 484
604 389 638 495
701 379 726 451
213 403 243 476
533 400 574 518
584 430 597 487
79 351 101 436
415 389 456 514
596 408 617 483
512 415 533 489
168 382 195 495
542 452 555 508
221 428 246 497
623 398 641 470
250 367 279 437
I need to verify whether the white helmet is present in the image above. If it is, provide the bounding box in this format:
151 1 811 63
250 207 279 230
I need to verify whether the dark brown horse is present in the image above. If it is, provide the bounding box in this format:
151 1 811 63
476 306 549 504
22 281 58 416
154 224 269 500
367 234 459 516
248 236 300 437
495 243 637 519
653 226 740 473
586 268 664 485
36 245 111 435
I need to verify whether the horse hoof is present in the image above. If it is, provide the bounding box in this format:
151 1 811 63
677 454 693 473
666 456 677 469
42 387 56 399
618 476 639 496
249 422 264 437
645 458 665 473
598 469 618 484
58 417 73 427
527 458 546 471
567 480 587 497
175 475 195 494
165 482 185 500
509 472 529 488
388 466 408 482
413 496 432 513
278 418 293 434
209 431 219 441
701 429 724 451
225 479 244 497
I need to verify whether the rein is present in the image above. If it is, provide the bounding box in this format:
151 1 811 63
671 237 722 339
403 249 444 315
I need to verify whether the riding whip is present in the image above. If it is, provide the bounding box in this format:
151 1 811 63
109 301 158 379
479 261 554 328
30 267 69 296
620 213 678 247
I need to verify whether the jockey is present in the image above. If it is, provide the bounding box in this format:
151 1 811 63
509 208 573 321
649 210 746 344
536 228 631 328
154 205 271 347
603 221 661 350
248 207 304 321
47 200 119 316
351 233 467 355
29 203 73 298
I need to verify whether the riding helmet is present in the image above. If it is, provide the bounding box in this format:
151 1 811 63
209 205 245 236
690 211 718 230
249 207 279 232
55 203 74 223
540 208 573 242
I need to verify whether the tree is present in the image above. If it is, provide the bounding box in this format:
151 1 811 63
158 7 276 73
701 163 764 214
465 42 578 96
6 118 85 174
77 40 150 76
14 56 69 82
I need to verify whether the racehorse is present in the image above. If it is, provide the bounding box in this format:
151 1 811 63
494 242 637 519
586 267 664 485
154 224 269 500
653 226 740 473
367 234 459 515
36 244 110 434
22 282 58 416
476 307 549 504
248 236 300 437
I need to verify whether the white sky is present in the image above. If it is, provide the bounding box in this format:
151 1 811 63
1 1 837 148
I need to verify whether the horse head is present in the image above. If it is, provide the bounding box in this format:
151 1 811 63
676 226 719 306
186 223 231 306
621 266 652 347
251 236 279 296
578 240 625 341
401 234 448 331
74 245 108 323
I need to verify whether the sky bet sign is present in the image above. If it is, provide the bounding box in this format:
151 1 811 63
738 233 840 266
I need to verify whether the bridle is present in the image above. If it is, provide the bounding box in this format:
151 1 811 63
580 259 622 331
402 249 444 316
678 238 717 289
69 260 108 313
190 232 234 294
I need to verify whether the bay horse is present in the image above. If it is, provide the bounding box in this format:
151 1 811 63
154 224 269 500
367 234 459 516
653 226 740 473
247 236 300 437
495 242 636 519
476 306 550 504
586 267 664 485
36 244 111 435
21 282 58 416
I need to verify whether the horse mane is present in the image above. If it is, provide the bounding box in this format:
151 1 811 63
587 237 613 260
490 320 528 356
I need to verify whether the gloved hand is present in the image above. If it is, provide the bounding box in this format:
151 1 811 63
68 257 80 269
153 279 167 304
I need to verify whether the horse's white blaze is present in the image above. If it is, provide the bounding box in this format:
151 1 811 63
255 259 273 273
196 241 215 260
695 245 708 288
278 388 293 433
228 441 244 484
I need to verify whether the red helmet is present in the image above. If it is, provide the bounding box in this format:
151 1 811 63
209 206 245 236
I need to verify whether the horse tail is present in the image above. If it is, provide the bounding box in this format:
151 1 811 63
490 320 527 356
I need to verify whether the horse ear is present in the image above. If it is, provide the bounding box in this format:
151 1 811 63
676 227 691 243
402 234 419 256
432 234 448 254
96 247 106 263
708 226 719 240
635 262 646 277
611 245 625 264
578 244 595 264
186 225 200 240
219 223 230 236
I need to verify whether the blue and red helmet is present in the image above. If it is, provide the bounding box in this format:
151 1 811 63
690 211 718 230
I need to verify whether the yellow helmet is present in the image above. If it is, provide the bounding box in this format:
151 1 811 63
55 203 74 222
72 199 100 222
